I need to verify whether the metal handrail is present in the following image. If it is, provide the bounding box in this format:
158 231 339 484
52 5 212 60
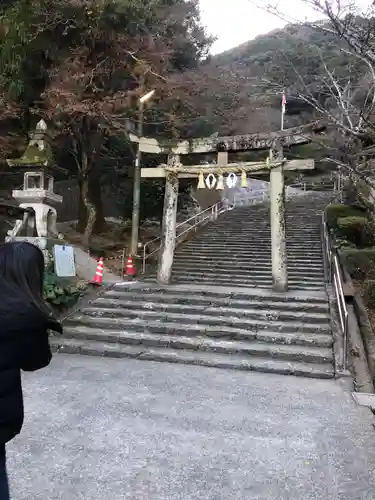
322 209 349 371
333 252 349 370
140 201 226 274
289 181 336 192
322 210 332 282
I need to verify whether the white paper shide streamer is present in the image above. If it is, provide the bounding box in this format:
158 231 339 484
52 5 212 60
205 173 217 189
226 172 237 188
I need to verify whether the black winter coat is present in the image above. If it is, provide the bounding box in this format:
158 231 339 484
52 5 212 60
0 296 61 444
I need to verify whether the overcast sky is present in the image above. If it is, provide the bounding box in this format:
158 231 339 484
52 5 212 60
199 0 372 54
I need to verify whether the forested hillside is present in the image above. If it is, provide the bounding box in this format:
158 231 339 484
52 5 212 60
191 20 368 134
0 0 374 242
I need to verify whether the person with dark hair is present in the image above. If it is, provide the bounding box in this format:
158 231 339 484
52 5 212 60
0 241 63 499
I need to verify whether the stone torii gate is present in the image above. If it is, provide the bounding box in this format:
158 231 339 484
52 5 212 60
130 122 324 291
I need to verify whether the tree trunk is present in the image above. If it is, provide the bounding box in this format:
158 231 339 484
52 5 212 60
72 117 105 241
77 176 87 234
90 175 107 234
80 147 96 248
76 175 106 234
81 175 97 248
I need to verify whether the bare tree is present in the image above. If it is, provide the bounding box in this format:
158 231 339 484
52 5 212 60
248 0 375 193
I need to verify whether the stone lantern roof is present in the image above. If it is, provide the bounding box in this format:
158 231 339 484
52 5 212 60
6 119 53 168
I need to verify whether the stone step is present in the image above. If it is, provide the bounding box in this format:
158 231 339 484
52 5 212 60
167 268 324 284
205 232 320 237
217 218 321 221
190 220 320 225
173 257 323 266
218 211 321 215
109 283 329 300
173 256 324 265
176 249 323 257
51 338 334 379
59 326 333 364
186 231 321 237
199 228 322 234
210 220 320 224
171 260 325 271
64 316 332 345
213 217 322 221
173 259 324 265
211 213 320 216
146 277 324 290
176 253 324 260
200 231 321 236
208 218 321 222
193 238 323 244
169 270 324 282
173 256 324 264
180 243 322 250
195 230 321 235
74 307 330 333
168 268 325 279
216 224 321 228
172 260 324 268
212 220 321 225
157 250 323 263
93 297 330 323
167 277 324 287
179 240 322 246
70 323 331 349
207 220 322 224
106 287 329 310
171 265 324 277
220 213 321 218
180 245 322 251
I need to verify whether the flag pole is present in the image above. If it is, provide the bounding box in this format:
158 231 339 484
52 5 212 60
281 89 286 131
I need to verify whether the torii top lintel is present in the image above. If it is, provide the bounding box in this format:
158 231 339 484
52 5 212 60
129 121 325 155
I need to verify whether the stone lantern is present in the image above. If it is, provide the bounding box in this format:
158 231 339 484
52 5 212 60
5 119 63 247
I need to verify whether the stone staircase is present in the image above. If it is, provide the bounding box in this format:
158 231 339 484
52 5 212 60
145 194 329 290
54 192 335 379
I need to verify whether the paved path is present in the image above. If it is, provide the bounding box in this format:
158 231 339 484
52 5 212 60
7 355 375 499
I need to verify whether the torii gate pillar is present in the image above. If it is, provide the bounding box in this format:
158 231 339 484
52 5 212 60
270 141 288 292
157 153 180 284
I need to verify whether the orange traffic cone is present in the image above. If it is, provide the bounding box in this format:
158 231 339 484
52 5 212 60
124 255 136 277
91 257 104 285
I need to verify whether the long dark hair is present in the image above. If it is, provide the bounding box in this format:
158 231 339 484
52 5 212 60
0 241 50 317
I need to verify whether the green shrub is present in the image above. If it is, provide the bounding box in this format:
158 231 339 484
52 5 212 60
341 248 375 280
326 203 366 231
336 216 374 247
363 280 375 308
44 272 86 309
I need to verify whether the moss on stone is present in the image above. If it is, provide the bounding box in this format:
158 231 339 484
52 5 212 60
7 142 53 167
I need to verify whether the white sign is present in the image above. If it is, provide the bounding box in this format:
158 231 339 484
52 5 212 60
53 244 76 277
